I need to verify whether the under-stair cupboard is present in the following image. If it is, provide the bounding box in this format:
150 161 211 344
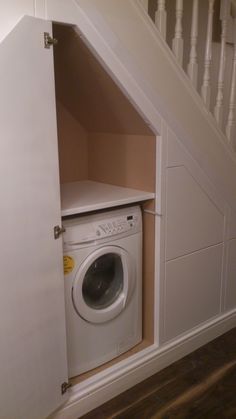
1 1 236 419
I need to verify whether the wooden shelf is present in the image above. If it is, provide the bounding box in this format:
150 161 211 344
61 180 155 216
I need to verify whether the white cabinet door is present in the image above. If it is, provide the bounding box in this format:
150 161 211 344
0 16 68 419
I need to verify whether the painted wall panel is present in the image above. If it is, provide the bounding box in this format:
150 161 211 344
164 244 223 341
88 133 156 192
167 128 225 214
45 0 78 23
228 209 236 240
167 128 186 168
0 0 34 42
225 239 236 310
56 101 88 183
166 166 224 261
35 0 46 18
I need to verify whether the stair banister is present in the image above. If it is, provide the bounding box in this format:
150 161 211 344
187 0 199 88
172 0 184 65
201 0 215 109
142 0 236 151
155 0 167 40
226 15 236 145
214 0 230 128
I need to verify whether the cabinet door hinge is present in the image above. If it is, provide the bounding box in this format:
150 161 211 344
54 225 65 240
61 381 72 395
44 32 58 49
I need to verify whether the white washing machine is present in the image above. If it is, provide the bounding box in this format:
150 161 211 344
62 205 142 377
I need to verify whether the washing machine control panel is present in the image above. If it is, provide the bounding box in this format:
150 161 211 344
63 206 142 246
95 214 139 238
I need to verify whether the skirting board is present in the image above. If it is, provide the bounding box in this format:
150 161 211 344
51 309 236 419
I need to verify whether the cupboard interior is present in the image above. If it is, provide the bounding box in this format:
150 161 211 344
53 23 157 381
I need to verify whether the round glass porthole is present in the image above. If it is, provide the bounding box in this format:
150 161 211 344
82 253 124 310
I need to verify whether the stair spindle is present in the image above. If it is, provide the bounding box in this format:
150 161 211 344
187 0 199 88
214 0 230 127
226 18 236 145
155 0 167 40
172 0 184 65
201 0 215 109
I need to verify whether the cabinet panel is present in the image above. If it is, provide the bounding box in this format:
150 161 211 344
228 209 236 240
164 245 223 341
57 101 88 183
0 16 68 419
88 133 156 192
225 239 236 310
166 166 224 261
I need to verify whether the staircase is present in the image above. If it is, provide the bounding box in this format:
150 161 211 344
141 0 236 148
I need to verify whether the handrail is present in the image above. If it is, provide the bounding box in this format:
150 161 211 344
142 0 236 150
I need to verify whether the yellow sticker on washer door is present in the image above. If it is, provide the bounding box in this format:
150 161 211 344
63 256 75 275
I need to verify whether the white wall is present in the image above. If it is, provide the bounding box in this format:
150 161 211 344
0 1 35 42
0 0 61 42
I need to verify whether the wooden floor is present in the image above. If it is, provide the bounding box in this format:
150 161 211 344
81 327 236 418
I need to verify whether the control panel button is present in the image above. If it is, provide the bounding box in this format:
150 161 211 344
95 215 137 237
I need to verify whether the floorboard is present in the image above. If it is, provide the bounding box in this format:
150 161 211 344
81 327 236 418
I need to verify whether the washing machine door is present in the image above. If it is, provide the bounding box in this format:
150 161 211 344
72 246 134 324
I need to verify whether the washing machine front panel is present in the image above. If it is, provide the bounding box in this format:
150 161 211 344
72 245 134 324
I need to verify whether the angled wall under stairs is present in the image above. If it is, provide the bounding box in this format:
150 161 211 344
48 0 236 345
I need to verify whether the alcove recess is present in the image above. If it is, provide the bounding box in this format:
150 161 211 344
53 23 157 382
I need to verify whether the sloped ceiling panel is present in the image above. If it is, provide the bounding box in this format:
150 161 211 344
53 23 153 135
